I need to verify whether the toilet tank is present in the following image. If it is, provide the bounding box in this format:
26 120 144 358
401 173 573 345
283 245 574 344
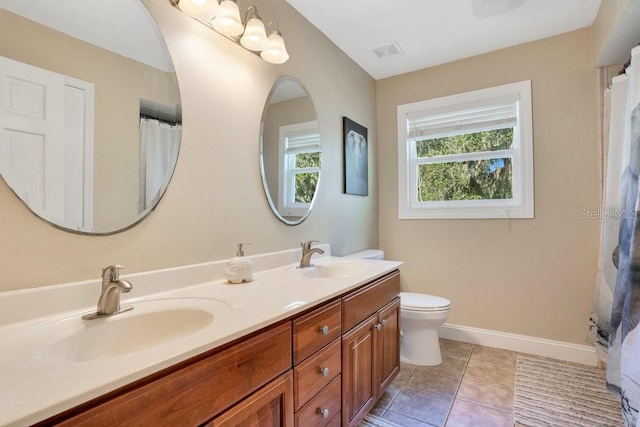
344 249 384 260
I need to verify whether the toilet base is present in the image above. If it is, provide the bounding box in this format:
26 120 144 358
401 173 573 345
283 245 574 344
400 327 443 366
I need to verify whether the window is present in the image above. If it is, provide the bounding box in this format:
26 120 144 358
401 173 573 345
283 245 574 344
397 80 534 219
278 120 321 217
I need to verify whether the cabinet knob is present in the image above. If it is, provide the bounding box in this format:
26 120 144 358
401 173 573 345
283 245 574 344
317 408 330 419
381 319 388 326
375 323 382 331
319 325 330 335
319 367 330 377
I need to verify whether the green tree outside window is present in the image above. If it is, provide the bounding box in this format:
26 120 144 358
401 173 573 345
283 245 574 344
417 128 513 202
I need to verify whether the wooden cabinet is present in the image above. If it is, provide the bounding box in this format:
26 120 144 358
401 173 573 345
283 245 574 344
48 323 293 426
293 300 341 365
342 314 378 426
341 272 401 427
294 375 341 427
376 299 401 394
294 339 342 410
292 302 342 427
41 270 400 427
208 371 294 427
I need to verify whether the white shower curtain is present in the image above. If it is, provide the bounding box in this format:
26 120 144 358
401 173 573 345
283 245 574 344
601 45 640 427
138 118 181 213
593 74 630 359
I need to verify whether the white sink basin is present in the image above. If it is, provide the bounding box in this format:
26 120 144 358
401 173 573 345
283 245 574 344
302 260 372 279
2 298 231 364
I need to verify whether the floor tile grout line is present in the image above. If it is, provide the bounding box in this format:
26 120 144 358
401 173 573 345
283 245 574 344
383 408 441 427
381 341 520 426
442 344 475 427
454 396 514 416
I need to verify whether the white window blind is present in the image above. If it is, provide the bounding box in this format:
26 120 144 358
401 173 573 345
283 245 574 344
406 95 519 141
285 129 321 153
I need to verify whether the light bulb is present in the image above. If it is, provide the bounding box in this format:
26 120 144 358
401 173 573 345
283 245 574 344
260 31 289 64
178 0 219 20
240 17 268 51
212 0 244 37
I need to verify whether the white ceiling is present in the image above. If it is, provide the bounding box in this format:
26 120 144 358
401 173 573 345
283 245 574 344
0 0 174 72
285 0 602 80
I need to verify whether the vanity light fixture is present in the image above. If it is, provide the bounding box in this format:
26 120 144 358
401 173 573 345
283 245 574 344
170 0 289 64
177 0 219 20
240 6 267 51
212 0 243 36
260 22 289 64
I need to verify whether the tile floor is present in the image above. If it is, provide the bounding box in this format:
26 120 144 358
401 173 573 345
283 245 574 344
370 339 516 427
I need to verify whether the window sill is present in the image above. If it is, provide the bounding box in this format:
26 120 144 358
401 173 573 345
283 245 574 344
399 203 534 219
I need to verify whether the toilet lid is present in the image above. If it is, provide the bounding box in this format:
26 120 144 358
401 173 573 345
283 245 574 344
400 292 451 311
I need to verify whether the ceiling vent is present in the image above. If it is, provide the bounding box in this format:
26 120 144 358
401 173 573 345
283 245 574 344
372 41 404 59
472 0 525 18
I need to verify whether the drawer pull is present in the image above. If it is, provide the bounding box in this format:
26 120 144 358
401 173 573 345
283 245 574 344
317 408 330 419
319 325 330 335
319 367 330 377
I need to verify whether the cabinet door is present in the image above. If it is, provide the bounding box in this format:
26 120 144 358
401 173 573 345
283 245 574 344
210 371 294 427
376 298 400 395
341 314 377 427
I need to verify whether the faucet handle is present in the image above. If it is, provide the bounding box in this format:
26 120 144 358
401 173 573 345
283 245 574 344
102 264 125 281
301 240 319 250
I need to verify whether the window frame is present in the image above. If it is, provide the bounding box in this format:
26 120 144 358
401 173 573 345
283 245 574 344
397 80 534 219
277 120 321 218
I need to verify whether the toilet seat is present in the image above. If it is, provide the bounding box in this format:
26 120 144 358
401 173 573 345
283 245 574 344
400 292 450 312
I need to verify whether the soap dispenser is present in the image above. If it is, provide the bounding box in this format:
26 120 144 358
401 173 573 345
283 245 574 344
224 243 254 284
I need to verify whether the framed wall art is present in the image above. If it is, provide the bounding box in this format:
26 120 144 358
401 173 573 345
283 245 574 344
343 117 368 196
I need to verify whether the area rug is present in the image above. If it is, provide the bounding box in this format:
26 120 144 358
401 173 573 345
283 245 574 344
359 413 403 427
514 354 623 426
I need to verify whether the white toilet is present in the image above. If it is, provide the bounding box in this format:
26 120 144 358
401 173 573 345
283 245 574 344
400 292 451 366
344 249 451 366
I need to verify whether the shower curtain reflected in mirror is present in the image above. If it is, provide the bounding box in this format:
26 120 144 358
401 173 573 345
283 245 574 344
138 118 181 213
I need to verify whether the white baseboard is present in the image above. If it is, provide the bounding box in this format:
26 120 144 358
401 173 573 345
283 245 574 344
439 323 597 366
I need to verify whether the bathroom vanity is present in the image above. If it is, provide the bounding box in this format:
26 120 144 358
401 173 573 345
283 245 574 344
38 271 399 427
0 247 402 426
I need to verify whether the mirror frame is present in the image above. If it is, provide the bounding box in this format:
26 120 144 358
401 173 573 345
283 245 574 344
259 76 321 226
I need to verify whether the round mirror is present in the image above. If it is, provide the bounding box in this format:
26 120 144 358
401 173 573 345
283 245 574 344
260 76 321 225
0 0 181 234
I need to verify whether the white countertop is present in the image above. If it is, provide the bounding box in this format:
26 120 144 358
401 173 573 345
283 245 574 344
0 246 402 426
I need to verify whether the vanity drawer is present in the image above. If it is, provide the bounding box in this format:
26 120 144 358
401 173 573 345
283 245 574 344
293 300 341 364
326 412 342 427
342 271 400 332
294 338 341 410
55 323 292 426
295 375 342 427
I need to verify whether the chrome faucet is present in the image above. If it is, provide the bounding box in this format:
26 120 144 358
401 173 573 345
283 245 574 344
299 240 325 268
82 265 133 320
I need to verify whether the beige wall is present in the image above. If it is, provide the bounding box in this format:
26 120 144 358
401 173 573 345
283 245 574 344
0 0 378 291
0 9 180 231
376 29 600 344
